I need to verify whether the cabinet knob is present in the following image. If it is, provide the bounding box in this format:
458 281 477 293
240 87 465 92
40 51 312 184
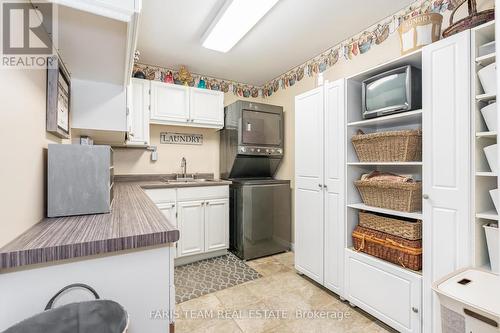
324 184 328 190
318 184 323 188
412 307 419 313
423 194 429 200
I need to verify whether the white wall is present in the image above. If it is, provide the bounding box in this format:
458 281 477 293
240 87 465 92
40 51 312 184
0 69 66 247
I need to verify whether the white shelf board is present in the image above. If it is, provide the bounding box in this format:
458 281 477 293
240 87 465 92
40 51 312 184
476 52 496 66
348 203 423 220
476 131 497 138
476 210 500 221
476 93 496 102
347 162 423 166
347 110 422 128
345 248 422 276
476 171 497 177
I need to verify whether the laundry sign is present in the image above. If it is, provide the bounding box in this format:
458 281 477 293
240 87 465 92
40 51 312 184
160 132 203 145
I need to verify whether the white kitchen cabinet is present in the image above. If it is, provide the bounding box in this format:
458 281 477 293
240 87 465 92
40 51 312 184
345 249 422 333
177 201 205 257
126 78 150 146
156 202 178 256
190 87 224 127
294 79 345 292
422 30 472 333
149 81 224 128
205 199 229 252
145 186 230 262
150 81 190 125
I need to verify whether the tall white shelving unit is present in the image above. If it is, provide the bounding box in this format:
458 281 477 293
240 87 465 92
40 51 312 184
471 20 498 272
343 50 424 333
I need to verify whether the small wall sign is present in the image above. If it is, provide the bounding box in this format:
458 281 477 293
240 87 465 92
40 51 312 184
160 132 203 145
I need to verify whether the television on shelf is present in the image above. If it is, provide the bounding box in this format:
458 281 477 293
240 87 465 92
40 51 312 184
362 65 422 119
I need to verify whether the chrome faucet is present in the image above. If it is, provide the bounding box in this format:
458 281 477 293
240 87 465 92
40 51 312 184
181 157 187 178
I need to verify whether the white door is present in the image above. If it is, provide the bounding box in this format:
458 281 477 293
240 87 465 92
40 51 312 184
189 87 224 127
177 201 205 257
294 87 325 284
150 81 189 125
204 199 229 252
157 202 177 256
422 30 471 333
127 78 150 145
345 249 422 333
324 79 345 296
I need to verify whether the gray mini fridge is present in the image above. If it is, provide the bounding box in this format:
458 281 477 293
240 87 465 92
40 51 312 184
47 144 113 217
230 179 291 260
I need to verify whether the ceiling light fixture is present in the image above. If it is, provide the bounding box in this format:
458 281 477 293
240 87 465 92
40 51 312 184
202 0 279 53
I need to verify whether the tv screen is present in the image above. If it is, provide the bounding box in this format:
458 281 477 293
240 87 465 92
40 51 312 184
365 72 408 112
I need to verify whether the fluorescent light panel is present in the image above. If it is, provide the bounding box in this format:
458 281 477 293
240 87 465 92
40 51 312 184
202 0 279 53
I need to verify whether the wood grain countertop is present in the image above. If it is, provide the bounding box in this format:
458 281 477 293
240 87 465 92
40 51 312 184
0 178 232 270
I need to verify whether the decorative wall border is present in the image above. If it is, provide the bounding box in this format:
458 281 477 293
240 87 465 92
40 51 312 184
132 0 458 97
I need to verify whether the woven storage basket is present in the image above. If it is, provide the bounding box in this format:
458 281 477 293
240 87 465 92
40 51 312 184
351 130 422 162
352 225 422 271
358 211 422 240
355 179 422 212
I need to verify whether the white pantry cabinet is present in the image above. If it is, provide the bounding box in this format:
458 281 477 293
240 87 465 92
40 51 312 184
150 81 224 129
422 30 472 333
126 78 150 146
345 249 422 333
294 79 345 294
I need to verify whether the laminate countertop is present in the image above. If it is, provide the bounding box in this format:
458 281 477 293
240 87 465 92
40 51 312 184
0 179 230 270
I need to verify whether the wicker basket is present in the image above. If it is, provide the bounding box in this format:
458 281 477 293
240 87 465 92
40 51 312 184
352 225 422 271
355 179 422 212
442 0 494 38
351 130 422 162
358 211 422 240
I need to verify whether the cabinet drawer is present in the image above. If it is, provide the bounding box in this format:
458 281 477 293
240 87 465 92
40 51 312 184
177 186 229 201
345 249 422 333
144 188 177 203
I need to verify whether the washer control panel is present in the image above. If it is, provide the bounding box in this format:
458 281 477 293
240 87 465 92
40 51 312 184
238 146 283 156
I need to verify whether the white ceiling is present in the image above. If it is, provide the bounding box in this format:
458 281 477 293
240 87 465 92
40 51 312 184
137 0 415 86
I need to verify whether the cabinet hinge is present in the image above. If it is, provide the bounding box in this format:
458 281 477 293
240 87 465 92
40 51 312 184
148 105 151 111
175 212 178 218
149 89 151 95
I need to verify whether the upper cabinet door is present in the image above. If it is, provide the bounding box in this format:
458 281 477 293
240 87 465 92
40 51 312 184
127 78 150 145
189 88 224 128
150 82 190 125
324 79 345 296
294 87 325 284
422 30 471 333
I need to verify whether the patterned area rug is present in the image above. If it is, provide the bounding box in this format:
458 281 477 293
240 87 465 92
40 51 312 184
175 253 261 304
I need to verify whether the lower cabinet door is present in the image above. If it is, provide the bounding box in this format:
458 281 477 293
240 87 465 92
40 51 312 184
157 202 177 256
204 199 229 252
344 249 422 333
177 201 205 257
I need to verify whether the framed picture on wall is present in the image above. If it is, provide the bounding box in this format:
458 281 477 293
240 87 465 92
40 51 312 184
46 55 71 139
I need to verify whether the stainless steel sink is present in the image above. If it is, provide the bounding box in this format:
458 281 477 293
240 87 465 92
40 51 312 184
163 178 213 184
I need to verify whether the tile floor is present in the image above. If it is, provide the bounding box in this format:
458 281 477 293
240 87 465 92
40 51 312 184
175 252 396 333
